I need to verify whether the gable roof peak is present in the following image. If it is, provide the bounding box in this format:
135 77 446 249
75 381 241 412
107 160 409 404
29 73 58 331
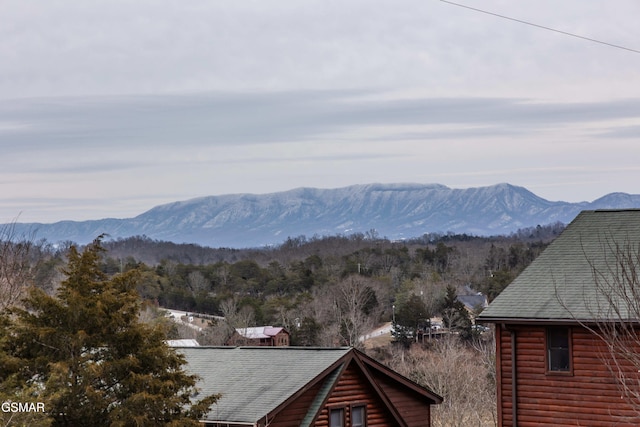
180 346 442 424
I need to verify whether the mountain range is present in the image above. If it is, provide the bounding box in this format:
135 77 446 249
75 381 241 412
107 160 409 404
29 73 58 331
10 183 640 248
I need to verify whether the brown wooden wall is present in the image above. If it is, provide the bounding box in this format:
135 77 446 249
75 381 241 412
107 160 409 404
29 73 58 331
497 324 640 427
314 362 396 427
372 372 431 427
273 330 290 346
266 358 434 427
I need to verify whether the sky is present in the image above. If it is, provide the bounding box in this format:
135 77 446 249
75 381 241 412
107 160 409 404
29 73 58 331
1 0 639 223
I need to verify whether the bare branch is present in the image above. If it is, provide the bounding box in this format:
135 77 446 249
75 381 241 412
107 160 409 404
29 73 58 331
557 234 640 419
0 221 40 310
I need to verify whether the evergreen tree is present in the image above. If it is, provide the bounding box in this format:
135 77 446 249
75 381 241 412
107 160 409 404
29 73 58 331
291 317 321 346
0 238 217 426
440 285 472 340
392 294 430 347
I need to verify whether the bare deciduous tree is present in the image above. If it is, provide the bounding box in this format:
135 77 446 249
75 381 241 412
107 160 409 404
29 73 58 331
569 238 640 416
211 297 256 345
335 276 378 349
0 223 40 310
187 270 209 292
215 263 231 288
389 336 497 427
297 276 381 348
304 286 341 346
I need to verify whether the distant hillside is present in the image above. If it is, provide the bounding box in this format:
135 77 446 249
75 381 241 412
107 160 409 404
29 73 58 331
10 183 640 248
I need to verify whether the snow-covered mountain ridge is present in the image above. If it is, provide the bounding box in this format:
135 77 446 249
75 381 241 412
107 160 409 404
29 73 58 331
11 183 640 248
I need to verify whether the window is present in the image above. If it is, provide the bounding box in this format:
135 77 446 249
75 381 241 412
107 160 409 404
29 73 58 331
351 405 366 427
330 407 344 427
547 327 571 373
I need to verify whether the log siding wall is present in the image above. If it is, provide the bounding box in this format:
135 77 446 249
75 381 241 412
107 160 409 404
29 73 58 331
372 374 431 427
498 324 640 427
314 363 396 427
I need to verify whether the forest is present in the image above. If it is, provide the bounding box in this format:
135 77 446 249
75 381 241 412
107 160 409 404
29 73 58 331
1 222 564 426
101 223 562 337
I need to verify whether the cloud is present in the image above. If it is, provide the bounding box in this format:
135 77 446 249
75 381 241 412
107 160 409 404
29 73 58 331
2 1 638 101
3 92 640 154
596 125 640 139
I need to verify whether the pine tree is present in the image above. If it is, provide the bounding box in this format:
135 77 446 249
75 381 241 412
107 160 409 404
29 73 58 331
0 237 217 426
392 294 430 346
440 285 472 340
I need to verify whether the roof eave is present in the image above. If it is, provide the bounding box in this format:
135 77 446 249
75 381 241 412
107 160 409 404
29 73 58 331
479 317 582 325
201 420 257 426
479 317 640 326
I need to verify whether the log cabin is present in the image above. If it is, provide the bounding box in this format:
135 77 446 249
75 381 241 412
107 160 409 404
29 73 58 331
479 209 640 426
179 346 442 426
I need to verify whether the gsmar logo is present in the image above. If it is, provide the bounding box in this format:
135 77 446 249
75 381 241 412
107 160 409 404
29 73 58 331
1 401 45 413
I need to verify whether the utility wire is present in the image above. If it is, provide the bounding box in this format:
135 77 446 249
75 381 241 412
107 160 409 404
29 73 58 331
440 0 640 55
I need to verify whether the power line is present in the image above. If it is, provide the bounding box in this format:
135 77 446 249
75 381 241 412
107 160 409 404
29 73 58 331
440 0 640 55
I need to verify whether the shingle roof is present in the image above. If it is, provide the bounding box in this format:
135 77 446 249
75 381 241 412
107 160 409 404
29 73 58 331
479 209 640 322
179 346 351 424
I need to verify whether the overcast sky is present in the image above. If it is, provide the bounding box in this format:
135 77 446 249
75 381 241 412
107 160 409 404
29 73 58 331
1 0 639 223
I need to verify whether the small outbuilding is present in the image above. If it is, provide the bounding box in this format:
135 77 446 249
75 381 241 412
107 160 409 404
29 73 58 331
226 325 290 346
180 346 442 427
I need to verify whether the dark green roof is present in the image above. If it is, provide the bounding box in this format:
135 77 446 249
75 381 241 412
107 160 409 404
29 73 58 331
179 346 442 425
179 346 350 424
479 209 640 323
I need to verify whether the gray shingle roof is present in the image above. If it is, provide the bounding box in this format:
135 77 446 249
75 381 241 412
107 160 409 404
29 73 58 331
179 346 351 424
479 209 640 322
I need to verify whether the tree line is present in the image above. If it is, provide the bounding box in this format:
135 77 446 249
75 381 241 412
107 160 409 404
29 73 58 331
103 225 559 346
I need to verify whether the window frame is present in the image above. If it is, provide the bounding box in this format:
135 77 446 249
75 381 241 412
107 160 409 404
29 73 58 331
545 326 573 375
350 403 367 427
329 406 346 427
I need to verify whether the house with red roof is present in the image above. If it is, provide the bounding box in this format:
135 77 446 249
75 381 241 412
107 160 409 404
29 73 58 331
226 325 290 346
